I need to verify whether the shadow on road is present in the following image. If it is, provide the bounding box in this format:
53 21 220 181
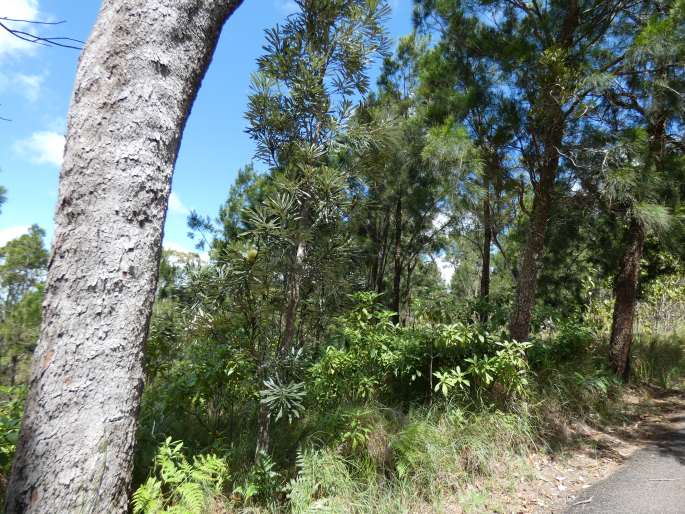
564 411 685 514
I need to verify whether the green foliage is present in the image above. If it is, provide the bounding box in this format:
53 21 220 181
260 376 306 423
0 386 25 479
638 272 685 335
338 413 372 454
308 293 396 404
0 2 682 513
529 318 597 368
232 451 282 505
0 225 48 307
0 225 48 386
132 438 228 514
286 448 357 513
434 367 470 397
435 338 531 402
310 293 531 407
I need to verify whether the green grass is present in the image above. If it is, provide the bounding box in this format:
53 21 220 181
632 331 685 389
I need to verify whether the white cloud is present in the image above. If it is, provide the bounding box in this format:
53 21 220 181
275 0 298 14
0 72 45 103
15 73 44 102
14 130 65 167
168 192 190 215
0 0 41 60
0 226 30 246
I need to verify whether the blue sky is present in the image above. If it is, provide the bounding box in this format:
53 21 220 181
0 0 413 255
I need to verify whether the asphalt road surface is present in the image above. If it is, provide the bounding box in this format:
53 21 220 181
565 414 685 514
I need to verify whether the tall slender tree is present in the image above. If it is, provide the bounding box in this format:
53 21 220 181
246 0 390 353
592 0 684 378
416 5 519 320
245 0 390 455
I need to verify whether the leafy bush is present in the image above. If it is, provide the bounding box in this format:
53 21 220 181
638 273 685 335
0 386 25 500
529 318 596 369
232 451 282 505
311 293 533 407
132 438 228 514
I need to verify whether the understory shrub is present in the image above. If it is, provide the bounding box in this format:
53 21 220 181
309 293 531 409
0 385 25 501
128 292 685 513
132 438 228 514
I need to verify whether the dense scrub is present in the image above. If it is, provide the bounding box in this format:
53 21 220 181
122 267 685 513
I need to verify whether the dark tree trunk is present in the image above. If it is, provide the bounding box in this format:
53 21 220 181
368 219 379 290
5 2 243 512
479 191 492 322
509 159 557 342
402 258 417 326
375 212 390 295
508 2 582 343
608 220 645 381
391 195 402 324
9 355 18 387
367 208 390 295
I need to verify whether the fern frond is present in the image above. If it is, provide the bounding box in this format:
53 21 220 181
131 477 163 514
176 482 207 514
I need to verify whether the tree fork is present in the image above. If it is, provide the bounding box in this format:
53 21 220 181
5 1 243 512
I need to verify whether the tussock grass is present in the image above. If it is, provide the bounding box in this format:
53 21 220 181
632 331 685 389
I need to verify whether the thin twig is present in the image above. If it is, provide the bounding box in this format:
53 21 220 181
0 16 66 25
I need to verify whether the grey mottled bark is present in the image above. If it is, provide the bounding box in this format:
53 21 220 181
5 1 243 512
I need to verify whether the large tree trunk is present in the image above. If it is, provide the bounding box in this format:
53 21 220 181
608 220 645 381
5 2 243 512
509 158 557 342
508 2 581 343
